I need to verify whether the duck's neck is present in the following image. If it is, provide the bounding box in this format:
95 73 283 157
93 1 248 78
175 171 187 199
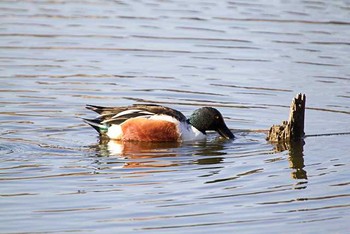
188 115 208 135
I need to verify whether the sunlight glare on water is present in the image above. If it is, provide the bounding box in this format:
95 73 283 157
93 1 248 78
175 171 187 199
1 0 350 233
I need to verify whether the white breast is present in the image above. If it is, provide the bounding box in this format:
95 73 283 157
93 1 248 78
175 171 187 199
179 122 206 141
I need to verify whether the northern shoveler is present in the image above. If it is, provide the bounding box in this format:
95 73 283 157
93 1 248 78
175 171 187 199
84 104 234 142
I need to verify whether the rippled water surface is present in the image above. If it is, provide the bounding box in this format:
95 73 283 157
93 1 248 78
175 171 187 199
1 0 350 233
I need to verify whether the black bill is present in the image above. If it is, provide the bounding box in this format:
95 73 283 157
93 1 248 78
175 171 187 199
217 124 235 140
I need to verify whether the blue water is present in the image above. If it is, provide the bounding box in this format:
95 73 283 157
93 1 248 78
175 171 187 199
1 0 350 233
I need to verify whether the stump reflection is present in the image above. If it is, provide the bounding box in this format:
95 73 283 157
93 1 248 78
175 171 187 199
273 140 307 180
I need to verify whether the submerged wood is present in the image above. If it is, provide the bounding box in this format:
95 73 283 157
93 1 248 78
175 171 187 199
267 93 306 142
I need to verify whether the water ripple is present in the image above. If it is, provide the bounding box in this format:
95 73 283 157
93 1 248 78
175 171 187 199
1 0 350 233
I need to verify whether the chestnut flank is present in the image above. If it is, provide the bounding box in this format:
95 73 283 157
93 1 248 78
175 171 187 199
121 118 180 142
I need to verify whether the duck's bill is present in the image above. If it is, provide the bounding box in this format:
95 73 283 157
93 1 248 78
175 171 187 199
217 125 235 140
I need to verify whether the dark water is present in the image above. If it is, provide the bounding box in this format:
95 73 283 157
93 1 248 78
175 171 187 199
1 0 350 233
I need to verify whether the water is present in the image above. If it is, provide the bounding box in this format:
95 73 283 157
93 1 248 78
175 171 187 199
1 0 350 233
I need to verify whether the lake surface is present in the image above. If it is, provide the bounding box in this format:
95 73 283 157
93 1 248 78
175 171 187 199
1 0 350 233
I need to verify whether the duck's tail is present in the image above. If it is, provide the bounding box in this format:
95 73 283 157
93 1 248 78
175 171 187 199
85 104 105 114
83 118 108 133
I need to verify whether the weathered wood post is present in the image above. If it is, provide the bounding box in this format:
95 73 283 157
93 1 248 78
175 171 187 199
267 93 307 179
266 93 306 142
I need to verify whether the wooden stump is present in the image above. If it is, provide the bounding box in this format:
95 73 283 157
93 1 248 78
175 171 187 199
266 93 306 142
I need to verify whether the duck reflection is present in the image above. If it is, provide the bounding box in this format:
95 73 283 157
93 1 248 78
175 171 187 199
106 139 180 157
92 137 227 168
273 140 307 180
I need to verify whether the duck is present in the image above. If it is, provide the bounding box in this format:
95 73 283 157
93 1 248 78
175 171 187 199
83 104 234 142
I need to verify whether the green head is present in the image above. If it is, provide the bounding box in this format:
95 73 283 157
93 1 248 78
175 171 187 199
188 107 235 140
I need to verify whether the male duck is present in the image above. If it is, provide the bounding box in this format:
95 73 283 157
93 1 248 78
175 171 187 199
84 104 234 142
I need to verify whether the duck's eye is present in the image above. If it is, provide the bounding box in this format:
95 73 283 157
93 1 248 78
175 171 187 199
215 115 220 119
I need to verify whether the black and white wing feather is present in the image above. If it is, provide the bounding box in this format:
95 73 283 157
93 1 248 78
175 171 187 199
84 104 187 133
